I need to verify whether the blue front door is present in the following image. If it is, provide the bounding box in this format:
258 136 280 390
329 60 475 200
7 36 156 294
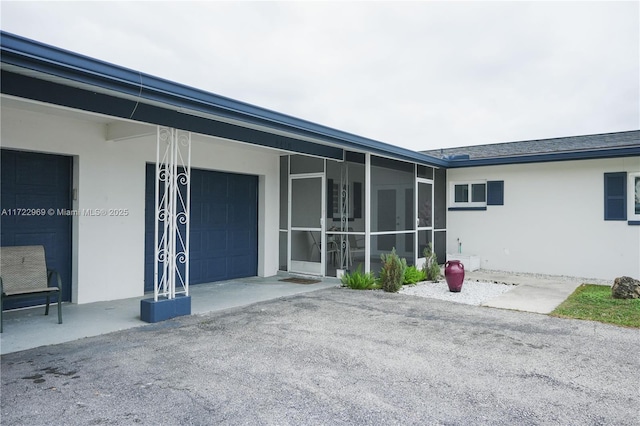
1 149 72 308
144 165 258 292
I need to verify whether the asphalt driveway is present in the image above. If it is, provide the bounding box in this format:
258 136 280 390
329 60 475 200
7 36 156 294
2 287 638 425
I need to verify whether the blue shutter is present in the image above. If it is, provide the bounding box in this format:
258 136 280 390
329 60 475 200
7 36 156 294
604 172 626 220
487 181 504 206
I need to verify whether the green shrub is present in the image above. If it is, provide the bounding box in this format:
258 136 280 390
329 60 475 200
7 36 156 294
423 242 441 281
341 265 379 290
404 265 426 285
379 248 406 293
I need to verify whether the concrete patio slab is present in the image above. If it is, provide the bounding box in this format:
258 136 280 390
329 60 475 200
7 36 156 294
465 270 608 314
481 280 583 314
0 275 339 355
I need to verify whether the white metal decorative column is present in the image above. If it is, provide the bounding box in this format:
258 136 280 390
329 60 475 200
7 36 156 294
154 126 191 301
338 163 350 269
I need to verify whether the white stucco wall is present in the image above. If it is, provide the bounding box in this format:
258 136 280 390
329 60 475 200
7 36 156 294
447 158 640 280
1 103 281 304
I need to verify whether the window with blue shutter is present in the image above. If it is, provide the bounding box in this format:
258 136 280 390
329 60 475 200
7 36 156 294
487 181 504 206
604 172 626 221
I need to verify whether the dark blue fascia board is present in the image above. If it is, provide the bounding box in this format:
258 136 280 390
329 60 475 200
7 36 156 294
445 147 640 168
3 31 636 168
1 32 144 99
1 71 344 160
0 31 446 168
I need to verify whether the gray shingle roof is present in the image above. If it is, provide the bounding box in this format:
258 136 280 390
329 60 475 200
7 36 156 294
422 130 640 160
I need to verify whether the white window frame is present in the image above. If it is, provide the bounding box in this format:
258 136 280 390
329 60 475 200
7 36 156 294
449 180 487 208
628 172 640 221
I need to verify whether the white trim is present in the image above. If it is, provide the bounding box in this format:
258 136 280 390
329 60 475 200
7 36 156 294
288 173 326 276
365 153 371 273
370 230 416 235
416 178 434 265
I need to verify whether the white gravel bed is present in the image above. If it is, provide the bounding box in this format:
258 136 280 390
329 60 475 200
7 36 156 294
399 280 516 306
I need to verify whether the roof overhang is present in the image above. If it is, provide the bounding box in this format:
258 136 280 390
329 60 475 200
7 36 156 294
0 31 447 167
445 146 640 168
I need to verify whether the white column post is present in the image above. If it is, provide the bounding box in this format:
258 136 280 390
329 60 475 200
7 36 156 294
365 153 371 274
154 126 191 301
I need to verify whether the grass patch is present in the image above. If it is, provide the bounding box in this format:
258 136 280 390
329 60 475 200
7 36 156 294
550 284 640 328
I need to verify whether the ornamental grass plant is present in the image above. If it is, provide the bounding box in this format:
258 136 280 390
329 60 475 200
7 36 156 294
403 265 426 285
379 248 406 293
340 265 379 290
423 243 441 281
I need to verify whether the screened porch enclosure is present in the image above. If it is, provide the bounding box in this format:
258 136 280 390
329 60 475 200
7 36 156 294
279 153 446 277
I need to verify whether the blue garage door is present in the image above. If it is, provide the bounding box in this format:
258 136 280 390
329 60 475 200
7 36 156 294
144 165 258 292
1 149 72 308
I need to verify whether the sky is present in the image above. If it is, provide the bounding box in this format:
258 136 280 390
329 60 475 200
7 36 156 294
1 1 638 151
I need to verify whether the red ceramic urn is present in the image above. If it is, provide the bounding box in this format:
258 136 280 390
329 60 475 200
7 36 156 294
444 260 465 292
